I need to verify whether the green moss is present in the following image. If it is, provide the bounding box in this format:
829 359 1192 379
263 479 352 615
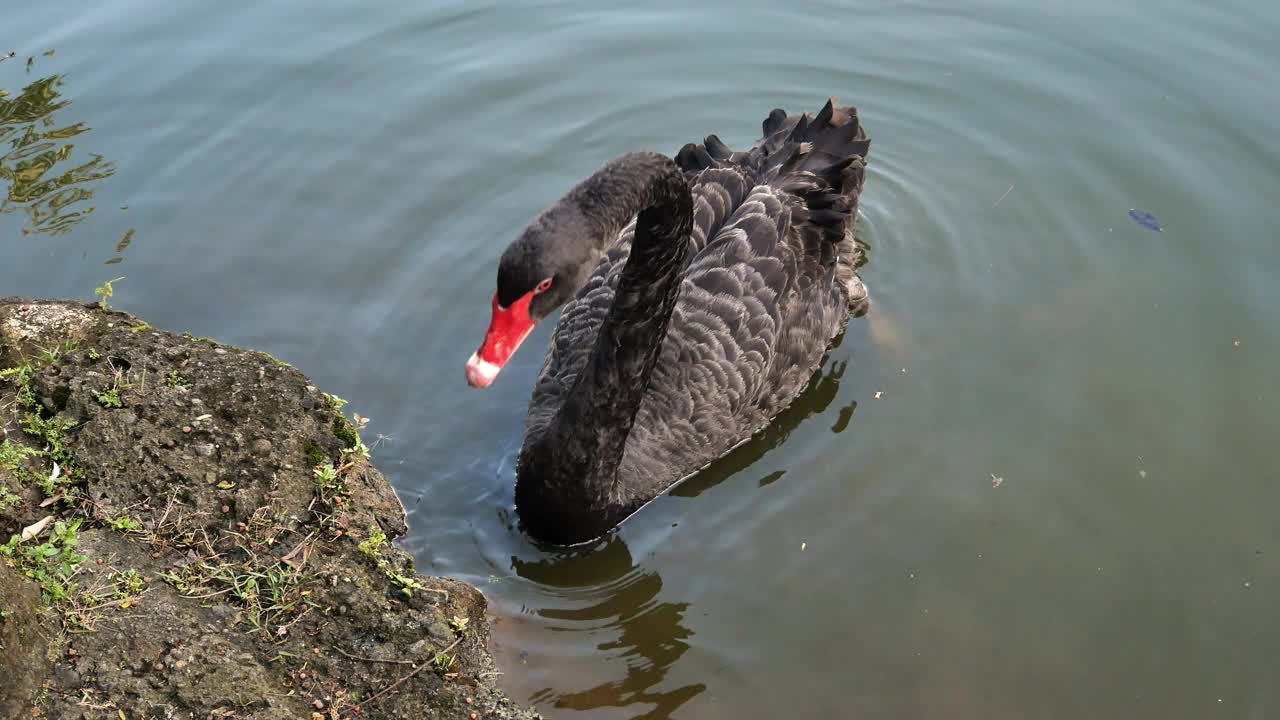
332 415 359 449
303 441 326 468
255 350 292 368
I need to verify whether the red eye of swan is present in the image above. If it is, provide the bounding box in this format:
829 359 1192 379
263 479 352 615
536 278 553 293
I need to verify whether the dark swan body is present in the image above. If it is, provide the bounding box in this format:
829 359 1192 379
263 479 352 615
466 99 871 544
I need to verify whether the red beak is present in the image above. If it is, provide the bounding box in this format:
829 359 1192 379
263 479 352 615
465 292 537 388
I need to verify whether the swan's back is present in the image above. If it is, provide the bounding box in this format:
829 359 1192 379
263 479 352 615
527 100 870 502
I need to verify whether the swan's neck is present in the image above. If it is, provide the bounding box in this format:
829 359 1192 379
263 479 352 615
517 152 692 543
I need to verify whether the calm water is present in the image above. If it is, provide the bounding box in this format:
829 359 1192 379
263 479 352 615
5 2 1279 717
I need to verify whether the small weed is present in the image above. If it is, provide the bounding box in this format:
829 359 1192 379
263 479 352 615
164 369 189 388
95 386 122 408
0 485 20 509
448 614 469 635
432 651 456 672
21 413 79 482
87 349 101 361
0 438 37 471
314 463 347 507
323 392 370 457
64 567 148 630
93 276 125 311
108 516 143 533
2 363 38 409
111 568 145 605
357 525 387 556
36 340 77 365
389 572 423 598
1 518 86 603
129 323 151 333
158 523 316 637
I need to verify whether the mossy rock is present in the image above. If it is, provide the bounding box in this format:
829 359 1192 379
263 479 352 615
0 298 540 720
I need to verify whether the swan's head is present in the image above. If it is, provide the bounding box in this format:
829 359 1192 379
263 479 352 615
466 205 598 388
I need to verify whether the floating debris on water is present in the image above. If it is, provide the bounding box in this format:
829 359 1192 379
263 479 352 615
992 184 1015 208
1128 208 1163 232
990 473 1004 488
874 391 883 399
0 50 16 63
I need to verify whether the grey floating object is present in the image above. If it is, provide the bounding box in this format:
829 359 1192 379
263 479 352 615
1129 208 1162 232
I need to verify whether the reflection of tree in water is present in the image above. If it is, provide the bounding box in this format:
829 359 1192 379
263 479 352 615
1 67 114 236
512 536 705 720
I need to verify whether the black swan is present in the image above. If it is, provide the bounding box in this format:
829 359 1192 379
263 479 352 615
465 99 871 545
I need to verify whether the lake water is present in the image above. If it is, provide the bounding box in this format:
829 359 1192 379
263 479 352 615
4 2 1279 717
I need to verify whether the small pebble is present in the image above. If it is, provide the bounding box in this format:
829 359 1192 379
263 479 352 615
151 551 161 559
221 505 229 513
182 426 192 433
96 558 104 565
313 700 324 710
153 663 164 671
466 697 473 705
299 672 308 680
312 647 320 655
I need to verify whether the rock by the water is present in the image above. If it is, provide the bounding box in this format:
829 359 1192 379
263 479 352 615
0 298 540 719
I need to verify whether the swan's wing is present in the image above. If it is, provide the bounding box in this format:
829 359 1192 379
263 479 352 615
622 169 862 484
524 165 756 445
622 184 805 480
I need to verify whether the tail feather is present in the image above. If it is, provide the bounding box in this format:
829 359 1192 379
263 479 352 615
674 98 871 307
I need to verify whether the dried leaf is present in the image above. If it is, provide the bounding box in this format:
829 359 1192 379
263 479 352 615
282 540 312 570
21 515 55 541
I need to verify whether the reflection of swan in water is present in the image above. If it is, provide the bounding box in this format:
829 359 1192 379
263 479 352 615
504 534 704 719
488 346 869 719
